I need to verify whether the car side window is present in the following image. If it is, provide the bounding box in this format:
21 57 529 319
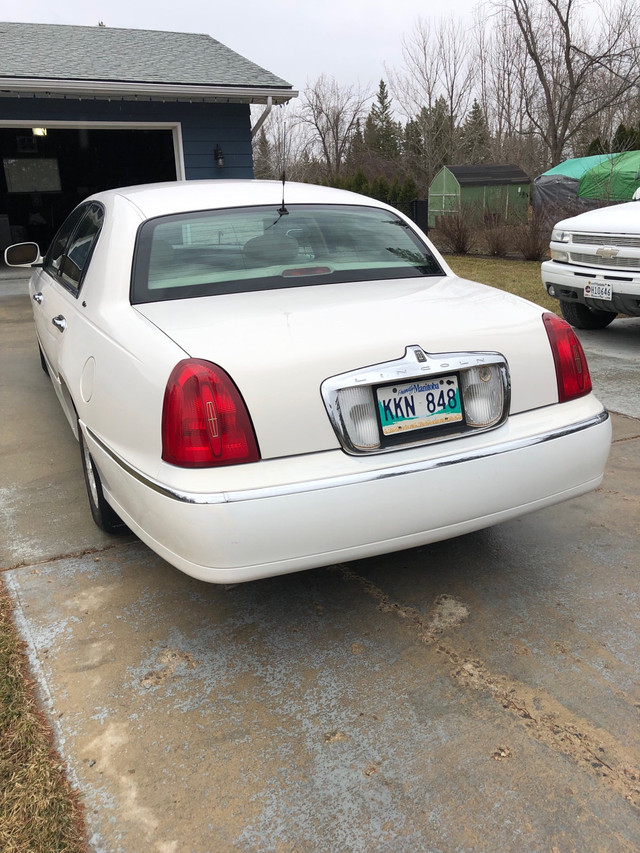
44 202 104 295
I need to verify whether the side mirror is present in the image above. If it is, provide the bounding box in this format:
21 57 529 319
4 242 42 267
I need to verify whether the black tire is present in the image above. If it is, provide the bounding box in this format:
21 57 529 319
79 428 127 533
38 343 49 375
560 300 617 330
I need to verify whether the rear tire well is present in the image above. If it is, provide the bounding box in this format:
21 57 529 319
78 424 127 534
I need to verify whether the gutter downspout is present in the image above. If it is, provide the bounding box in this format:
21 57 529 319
251 96 273 139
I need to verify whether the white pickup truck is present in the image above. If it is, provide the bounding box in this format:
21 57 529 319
542 193 640 329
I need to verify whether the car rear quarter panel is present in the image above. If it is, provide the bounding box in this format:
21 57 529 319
55 195 187 480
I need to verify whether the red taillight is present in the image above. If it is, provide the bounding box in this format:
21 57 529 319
162 359 260 467
542 312 592 402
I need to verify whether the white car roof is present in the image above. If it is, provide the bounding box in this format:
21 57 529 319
90 180 391 220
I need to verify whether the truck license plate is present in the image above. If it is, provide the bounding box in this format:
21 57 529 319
585 282 612 301
377 375 463 436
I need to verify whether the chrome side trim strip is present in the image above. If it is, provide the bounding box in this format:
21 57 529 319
86 410 609 507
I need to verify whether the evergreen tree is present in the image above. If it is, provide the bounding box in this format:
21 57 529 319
430 96 456 166
586 136 609 156
349 169 371 196
612 123 640 152
396 177 420 216
370 175 391 204
345 119 366 173
253 128 273 179
365 80 400 158
403 98 457 187
585 122 640 156
461 100 491 164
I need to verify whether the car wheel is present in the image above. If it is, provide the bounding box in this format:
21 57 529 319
560 301 617 330
79 428 126 533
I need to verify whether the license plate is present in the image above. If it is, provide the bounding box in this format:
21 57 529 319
584 282 612 301
377 375 463 436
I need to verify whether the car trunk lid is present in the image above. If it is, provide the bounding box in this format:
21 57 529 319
135 276 557 459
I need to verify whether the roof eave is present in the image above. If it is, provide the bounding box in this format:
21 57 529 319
457 178 530 187
0 77 297 104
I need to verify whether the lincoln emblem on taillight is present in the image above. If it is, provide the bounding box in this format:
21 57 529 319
205 400 219 437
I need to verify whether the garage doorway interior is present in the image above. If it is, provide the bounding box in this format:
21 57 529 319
1 127 177 249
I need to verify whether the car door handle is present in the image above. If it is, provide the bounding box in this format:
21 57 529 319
52 315 67 333
32 292 43 305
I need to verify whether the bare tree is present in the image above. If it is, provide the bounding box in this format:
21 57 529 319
255 1 640 191
389 17 476 184
297 75 370 180
473 9 549 174
492 0 640 166
391 17 475 126
475 12 525 152
252 104 317 181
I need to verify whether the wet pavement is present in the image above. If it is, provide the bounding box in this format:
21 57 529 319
2 269 639 852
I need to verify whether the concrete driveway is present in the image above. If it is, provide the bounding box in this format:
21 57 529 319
575 316 640 419
2 268 639 852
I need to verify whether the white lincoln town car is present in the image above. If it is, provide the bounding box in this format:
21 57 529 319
6 181 611 583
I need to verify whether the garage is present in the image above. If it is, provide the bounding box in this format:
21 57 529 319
1 126 177 248
0 21 295 250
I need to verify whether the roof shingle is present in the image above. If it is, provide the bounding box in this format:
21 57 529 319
0 22 292 90
446 164 530 186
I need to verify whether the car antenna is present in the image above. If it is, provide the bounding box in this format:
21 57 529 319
278 170 289 216
277 118 289 216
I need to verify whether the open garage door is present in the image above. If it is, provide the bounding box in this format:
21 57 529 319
1 127 177 250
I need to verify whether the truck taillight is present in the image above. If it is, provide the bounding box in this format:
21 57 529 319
162 359 260 467
542 313 592 402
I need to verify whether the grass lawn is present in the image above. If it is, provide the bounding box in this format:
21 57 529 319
0 586 86 853
0 252 554 850
446 254 560 315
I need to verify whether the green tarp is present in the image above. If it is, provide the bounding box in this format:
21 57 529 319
578 151 640 200
542 154 615 181
534 151 640 213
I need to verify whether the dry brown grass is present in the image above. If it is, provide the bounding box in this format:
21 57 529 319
0 583 87 853
446 254 560 314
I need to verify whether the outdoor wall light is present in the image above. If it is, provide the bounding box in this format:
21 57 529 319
32 127 47 137
214 145 224 167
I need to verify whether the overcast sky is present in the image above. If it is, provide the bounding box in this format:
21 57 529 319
2 0 477 97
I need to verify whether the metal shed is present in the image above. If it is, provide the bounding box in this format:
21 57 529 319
0 22 296 248
428 164 530 228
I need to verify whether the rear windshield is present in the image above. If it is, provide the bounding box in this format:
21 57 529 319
131 204 444 304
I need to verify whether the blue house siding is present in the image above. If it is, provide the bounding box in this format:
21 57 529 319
0 97 255 178
178 103 254 179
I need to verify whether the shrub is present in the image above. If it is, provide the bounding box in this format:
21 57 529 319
513 213 550 261
482 214 513 257
435 208 477 255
